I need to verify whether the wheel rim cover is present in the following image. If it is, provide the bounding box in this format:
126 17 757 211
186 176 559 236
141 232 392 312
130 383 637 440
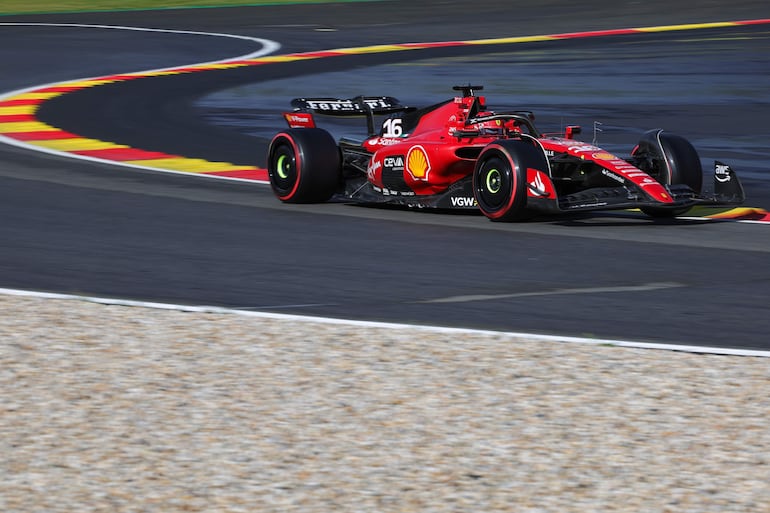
276 154 290 179
486 168 502 194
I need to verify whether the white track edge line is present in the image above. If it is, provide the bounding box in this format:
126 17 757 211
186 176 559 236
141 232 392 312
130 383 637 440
0 26 767 348
2 287 767 357
0 23 277 184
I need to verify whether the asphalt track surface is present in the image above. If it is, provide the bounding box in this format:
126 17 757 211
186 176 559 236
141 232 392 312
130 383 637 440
1 1 770 350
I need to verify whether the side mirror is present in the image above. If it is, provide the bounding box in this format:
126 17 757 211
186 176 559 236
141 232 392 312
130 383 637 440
565 125 581 139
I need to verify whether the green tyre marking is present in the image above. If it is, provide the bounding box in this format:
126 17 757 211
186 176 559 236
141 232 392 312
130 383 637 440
486 168 501 194
276 154 289 179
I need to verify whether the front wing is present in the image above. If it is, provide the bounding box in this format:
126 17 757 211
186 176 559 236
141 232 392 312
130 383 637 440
336 161 745 215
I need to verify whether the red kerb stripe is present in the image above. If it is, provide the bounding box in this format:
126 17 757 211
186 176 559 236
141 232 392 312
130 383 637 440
6 130 79 141
0 114 36 122
205 168 269 181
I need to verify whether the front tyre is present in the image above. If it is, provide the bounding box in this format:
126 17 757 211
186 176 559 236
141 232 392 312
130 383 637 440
473 140 546 221
633 130 703 218
267 128 341 203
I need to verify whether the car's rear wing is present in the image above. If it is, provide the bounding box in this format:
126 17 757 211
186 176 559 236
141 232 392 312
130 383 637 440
285 96 411 135
290 96 406 115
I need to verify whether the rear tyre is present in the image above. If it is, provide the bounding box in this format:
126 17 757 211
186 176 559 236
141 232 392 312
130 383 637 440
267 128 341 203
633 130 703 218
473 140 546 221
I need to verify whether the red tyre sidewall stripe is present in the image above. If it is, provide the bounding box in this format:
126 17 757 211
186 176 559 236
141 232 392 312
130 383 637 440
271 132 303 201
483 144 519 220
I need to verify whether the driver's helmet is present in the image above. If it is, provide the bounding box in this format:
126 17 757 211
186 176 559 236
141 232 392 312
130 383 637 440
474 116 508 136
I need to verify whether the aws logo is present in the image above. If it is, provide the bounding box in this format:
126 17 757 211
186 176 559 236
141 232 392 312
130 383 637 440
406 145 431 181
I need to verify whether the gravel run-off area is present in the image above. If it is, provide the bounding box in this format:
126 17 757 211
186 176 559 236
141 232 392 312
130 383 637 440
1 293 768 512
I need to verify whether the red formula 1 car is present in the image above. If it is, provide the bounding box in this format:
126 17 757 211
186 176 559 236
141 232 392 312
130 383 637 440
266 85 744 221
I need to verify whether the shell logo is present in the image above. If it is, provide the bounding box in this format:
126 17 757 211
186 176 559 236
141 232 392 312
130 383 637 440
592 152 617 160
406 145 431 181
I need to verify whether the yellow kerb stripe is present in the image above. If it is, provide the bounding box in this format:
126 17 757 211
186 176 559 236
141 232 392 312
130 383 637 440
468 35 558 45
5 92 61 101
31 138 128 151
51 79 116 88
707 207 768 218
193 62 249 70
636 22 737 33
244 55 317 63
0 121 58 133
127 158 242 173
335 45 412 54
0 105 38 115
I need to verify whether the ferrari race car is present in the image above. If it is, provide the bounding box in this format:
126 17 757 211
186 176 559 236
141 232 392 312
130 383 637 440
266 85 744 221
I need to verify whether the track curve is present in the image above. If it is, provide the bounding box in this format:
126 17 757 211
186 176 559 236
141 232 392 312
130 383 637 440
1 2 769 350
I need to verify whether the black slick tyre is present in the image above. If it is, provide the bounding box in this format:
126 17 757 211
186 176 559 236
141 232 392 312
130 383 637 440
634 130 703 218
267 128 341 203
473 140 546 221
